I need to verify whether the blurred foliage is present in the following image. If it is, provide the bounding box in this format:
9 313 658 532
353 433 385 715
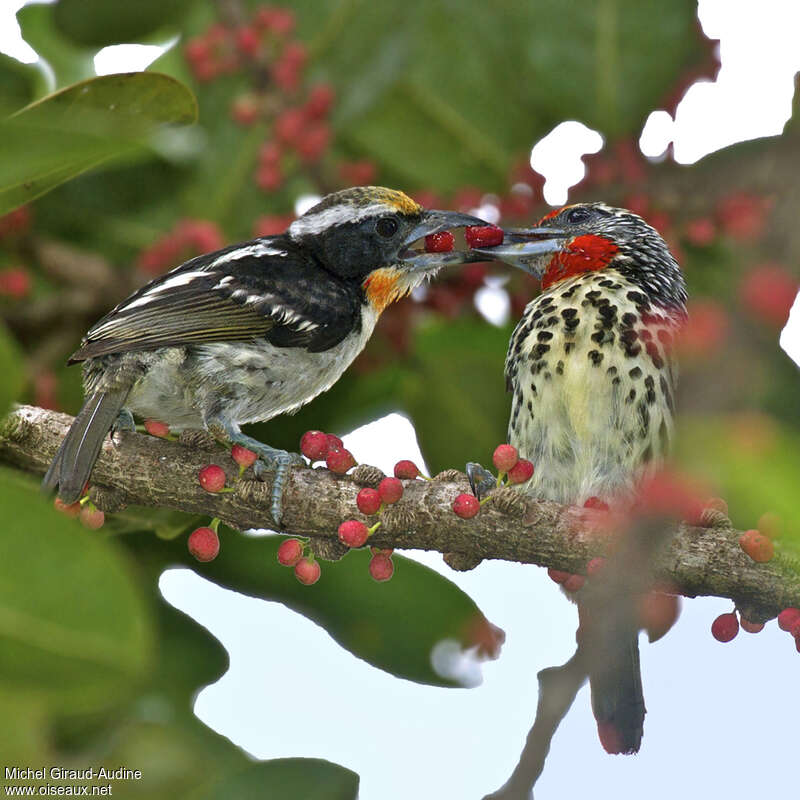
0 0 798 794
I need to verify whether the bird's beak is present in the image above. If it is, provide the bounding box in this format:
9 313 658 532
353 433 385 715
470 227 568 278
399 210 489 271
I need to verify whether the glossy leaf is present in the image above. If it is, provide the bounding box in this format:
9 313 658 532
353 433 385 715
16 2 96 90
195 758 359 800
142 529 500 688
0 72 197 215
54 0 198 48
0 468 152 713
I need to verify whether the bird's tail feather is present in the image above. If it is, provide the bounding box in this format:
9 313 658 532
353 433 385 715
589 629 645 755
42 389 129 503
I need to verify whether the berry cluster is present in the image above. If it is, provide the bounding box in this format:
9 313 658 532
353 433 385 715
53 483 105 530
277 537 320 585
452 444 534 520
0 206 33 300
138 219 224 276
188 442 261 562
183 5 348 194
300 429 355 474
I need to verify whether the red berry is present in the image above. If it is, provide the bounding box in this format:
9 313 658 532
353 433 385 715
711 612 739 643
277 538 304 566
685 217 716 246
188 526 220 562
452 493 480 519
378 477 404 505
583 496 610 511
356 488 381 515
394 460 420 479
507 458 534 484
778 608 800 632
424 231 454 253
738 529 774 563
563 573 585 592
740 618 765 634
0 267 32 299
256 164 283 191
326 433 344 450
739 264 797 328
465 225 504 248
294 557 321 585
789 619 800 640
296 123 330 163
338 519 369 548
300 430 329 461
79 505 105 530
586 557 606 577
235 26 260 56
54 497 81 518
274 108 305 144
492 444 518 473
144 419 170 438
305 84 335 118
230 444 258 468
369 553 394 582
547 568 570 584
198 464 226 493
326 447 356 474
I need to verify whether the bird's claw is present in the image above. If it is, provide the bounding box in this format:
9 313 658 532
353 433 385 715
251 448 304 526
109 408 136 446
466 462 496 500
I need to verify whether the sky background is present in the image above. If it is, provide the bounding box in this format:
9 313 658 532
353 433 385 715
2 1 800 797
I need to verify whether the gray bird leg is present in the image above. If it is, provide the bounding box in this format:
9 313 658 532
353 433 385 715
209 420 303 526
466 462 497 500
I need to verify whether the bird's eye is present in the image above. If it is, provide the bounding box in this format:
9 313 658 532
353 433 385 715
565 207 591 224
376 217 399 238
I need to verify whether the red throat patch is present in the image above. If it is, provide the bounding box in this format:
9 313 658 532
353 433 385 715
541 234 619 289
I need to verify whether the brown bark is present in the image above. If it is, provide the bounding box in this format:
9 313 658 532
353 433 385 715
2 404 798 620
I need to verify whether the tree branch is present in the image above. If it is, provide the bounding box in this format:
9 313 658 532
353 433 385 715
2 405 798 618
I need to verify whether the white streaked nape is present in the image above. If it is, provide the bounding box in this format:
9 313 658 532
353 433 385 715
289 202 393 238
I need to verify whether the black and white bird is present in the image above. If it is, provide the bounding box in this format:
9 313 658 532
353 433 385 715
43 186 485 522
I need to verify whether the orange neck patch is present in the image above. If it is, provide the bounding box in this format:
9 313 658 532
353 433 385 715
363 267 410 313
541 234 619 289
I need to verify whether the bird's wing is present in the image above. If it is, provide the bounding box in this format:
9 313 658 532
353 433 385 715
69 237 358 362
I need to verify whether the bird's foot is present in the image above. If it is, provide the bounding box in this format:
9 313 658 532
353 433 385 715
225 432 303 526
109 408 136 446
466 462 497 501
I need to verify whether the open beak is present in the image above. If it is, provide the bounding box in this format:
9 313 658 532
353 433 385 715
470 227 568 278
399 209 489 271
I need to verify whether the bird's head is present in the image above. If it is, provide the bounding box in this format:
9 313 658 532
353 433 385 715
474 202 687 311
288 186 486 311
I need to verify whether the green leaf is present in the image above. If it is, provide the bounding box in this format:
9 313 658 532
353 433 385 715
674 415 800 545
0 53 43 116
0 72 197 216
404 318 512 475
0 468 153 713
0 323 24 417
287 0 710 189
134 529 499 688
17 2 96 91
54 0 198 48
194 758 359 800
